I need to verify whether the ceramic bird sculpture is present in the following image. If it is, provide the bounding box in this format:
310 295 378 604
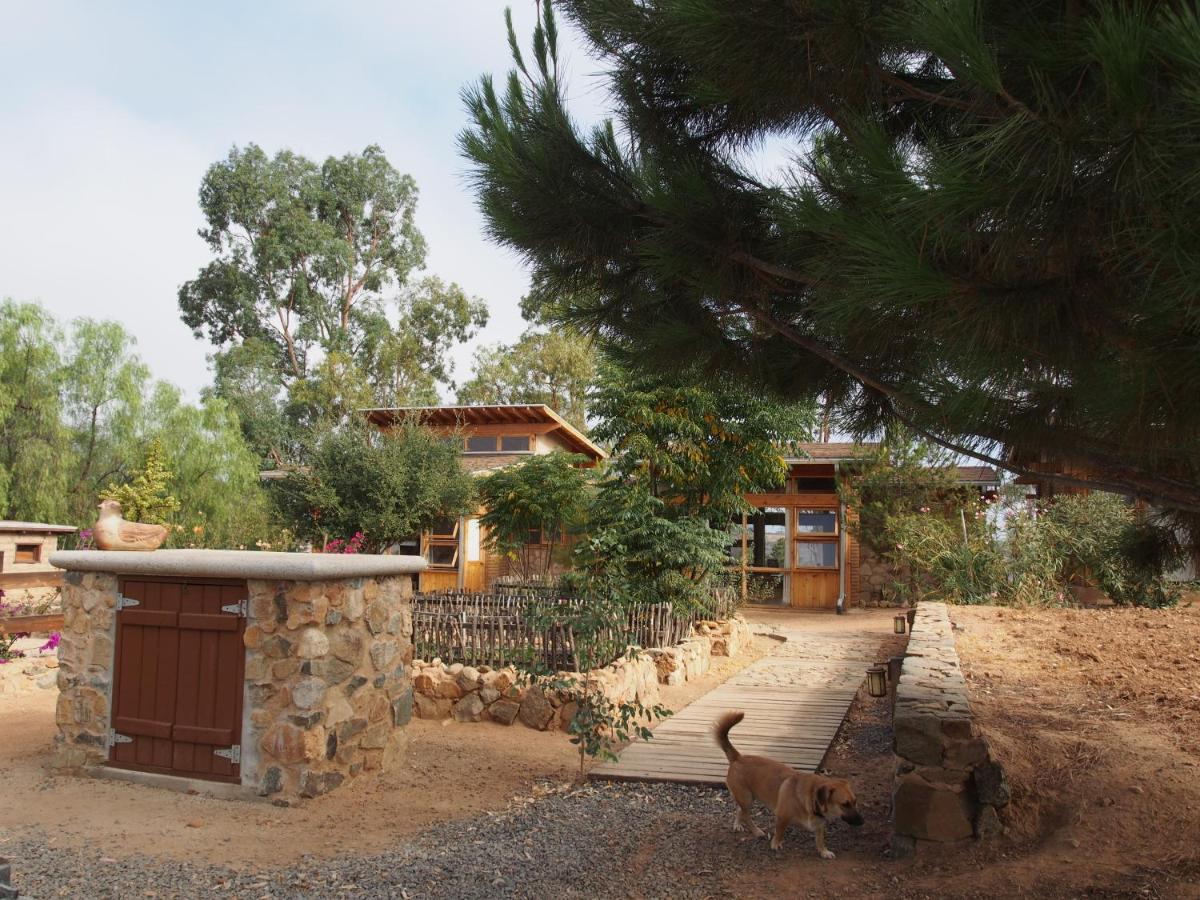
93 499 169 551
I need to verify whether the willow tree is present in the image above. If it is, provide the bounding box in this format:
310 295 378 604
460 1 1200 529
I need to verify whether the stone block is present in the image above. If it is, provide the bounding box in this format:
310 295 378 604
893 710 945 766
414 693 452 720
489 699 520 725
453 692 485 722
973 757 1011 808
392 688 413 726
518 686 554 731
295 628 330 659
329 629 364 663
291 677 328 710
893 769 974 842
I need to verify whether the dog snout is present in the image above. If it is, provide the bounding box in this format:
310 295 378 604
843 810 865 827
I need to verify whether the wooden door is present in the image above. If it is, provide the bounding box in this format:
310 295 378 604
109 577 246 783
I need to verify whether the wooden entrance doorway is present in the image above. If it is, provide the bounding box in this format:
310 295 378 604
109 576 246 783
740 486 847 610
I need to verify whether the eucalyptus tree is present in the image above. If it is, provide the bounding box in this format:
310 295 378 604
180 144 487 459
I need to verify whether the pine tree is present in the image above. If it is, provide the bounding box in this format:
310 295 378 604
460 0 1200 529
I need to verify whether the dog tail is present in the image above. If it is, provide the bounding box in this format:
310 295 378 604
714 710 744 762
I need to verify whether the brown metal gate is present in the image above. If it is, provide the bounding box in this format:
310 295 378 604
109 576 246 782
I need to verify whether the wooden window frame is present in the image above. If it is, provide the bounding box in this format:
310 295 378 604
14 542 41 564
464 435 499 453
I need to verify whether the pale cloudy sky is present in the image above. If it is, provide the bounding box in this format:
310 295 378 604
0 1 610 399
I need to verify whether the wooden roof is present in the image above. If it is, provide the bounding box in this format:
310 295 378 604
361 404 607 460
0 520 76 534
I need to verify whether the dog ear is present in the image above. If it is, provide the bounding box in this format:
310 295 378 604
816 784 833 815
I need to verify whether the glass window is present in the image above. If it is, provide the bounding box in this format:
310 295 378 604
465 435 497 452
794 541 837 568
795 509 838 534
427 544 458 567
466 519 481 562
430 517 459 539
747 508 788 569
500 434 532 452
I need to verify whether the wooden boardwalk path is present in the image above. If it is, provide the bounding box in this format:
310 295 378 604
591 621 883 785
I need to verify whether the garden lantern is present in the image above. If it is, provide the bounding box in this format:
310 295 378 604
887 655 903 685
893 614 906 634
866 665 887 697
906 607 917 628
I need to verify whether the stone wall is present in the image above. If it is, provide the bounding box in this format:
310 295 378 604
411 615 753 730
242 576 413 800
52 571 118 769
49 551 422 804
857 543 905 607
892 602 1009 853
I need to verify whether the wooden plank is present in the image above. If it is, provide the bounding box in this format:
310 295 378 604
592 616 882 786
0 570 64 590
0 613 64 635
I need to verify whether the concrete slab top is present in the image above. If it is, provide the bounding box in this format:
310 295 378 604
49 549 427 582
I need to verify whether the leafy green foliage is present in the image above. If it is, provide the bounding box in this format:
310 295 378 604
838 434 966 556
180 144 487 462
562 362 813 611
461 0 1200 522
102 438 180 525
0 301 274 547
567 480 729 611
478 452 592 583
589 363 813 522
457 327 595 429
272 423 475 552
0 300 69 521
884 491 1183 608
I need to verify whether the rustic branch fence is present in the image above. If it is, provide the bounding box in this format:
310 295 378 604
413 588 738 672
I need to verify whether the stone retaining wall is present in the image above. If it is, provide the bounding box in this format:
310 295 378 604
892 602 1009 853
411 615 752 731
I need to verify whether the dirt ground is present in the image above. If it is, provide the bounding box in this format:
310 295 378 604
0 634 775 869
4 605 1199 898
736 600 1200 899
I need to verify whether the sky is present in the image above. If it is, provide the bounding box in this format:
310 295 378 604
0 1 612 400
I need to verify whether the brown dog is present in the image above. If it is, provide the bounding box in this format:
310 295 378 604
715 710 864 857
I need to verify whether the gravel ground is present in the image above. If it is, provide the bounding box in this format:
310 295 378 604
5 781 857 900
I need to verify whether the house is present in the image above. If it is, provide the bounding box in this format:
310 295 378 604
362 404 607 592
733 444 999 611
0 520 77 608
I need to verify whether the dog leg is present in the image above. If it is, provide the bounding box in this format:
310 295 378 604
733 807 765 838
814 822 835 860
769 815 789 851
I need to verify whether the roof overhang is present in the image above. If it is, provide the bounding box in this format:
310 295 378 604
361 404 607 460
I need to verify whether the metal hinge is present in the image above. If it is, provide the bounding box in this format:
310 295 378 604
106 729 133 749
220 598 248 616
116 594 140 610
214 745 241 765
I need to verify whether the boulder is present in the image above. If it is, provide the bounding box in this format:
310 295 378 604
489 699 520 725
518 686 555 731
414 693 452 720
893 771 975 842
453 692 485 722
